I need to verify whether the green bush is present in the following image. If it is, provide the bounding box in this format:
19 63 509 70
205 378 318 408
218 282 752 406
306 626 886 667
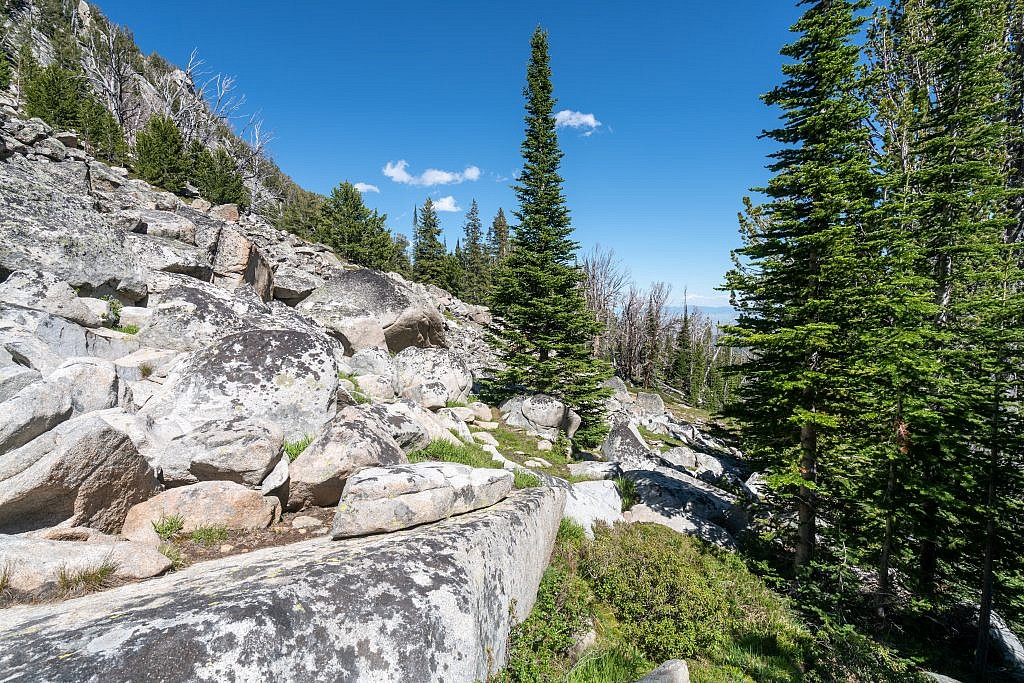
191 145 249 208
513 470 542 490
189 525 229 546
134 114 188 194
284 434 314 461
79 97 128 164
0 52 11 91
613 476 637 511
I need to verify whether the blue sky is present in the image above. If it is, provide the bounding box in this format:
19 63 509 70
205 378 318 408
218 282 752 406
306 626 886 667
95 0 799 307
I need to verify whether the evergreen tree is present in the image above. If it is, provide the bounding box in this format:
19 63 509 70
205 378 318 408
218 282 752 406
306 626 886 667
489 27 612 449
722 0 876 569
413 198 448 285
391 233 413 278
440 250 465 298
316 181 397 271
0 41 11 91
134 114 189 194
78 96 128 165
191 145 250 208
460 200 490 303
487 207 511 265
24 64 83 130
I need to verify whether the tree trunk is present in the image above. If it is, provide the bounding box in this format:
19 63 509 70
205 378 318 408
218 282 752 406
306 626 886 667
974 386 1002 681
796 414 818 569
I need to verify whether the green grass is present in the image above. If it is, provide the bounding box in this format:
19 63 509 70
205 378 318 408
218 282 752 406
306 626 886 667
188 525 229 546
113 323 139 335
140 363 154 379
151 513 184 541
490 425 573 479
337 372 372 404
0 561 12 599
408 439 500 469
614 477 638 511
158 542 186 570
566 644 652 683
446 399 468 408
284 434 314 461
56 560 118 597
636 425 686 452
513 470 542 489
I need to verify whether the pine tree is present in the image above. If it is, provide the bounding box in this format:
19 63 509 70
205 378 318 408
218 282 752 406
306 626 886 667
191 146 250 208
391 233 413 278
316 181 397 271
134 114 189 194
78 96 128 165
487 207 511 265
24 64 83 130
413 198 448 285
489 27 612 449
722 0 876 569
0 41 11 91
460 200 490 303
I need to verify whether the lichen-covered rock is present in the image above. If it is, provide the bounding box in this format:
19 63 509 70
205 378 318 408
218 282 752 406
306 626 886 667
564 480 623 538
501 394 581 440
121 480 281 547
154 417 284 488
0 533 171 599
395 346 472 406
566 460 620 481
601 419 655 470
369 399 462 452
0 487 565 683
0 269 106 327
287 406 406 509
635 391 666 417
298 269 445 353
0 303 140 365
271 264 322 305
140 328 340 443
0 365 41 403
330 462 514 538
0 414 160 533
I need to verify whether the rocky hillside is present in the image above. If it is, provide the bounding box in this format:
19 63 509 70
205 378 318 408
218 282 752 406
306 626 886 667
0 106 754 681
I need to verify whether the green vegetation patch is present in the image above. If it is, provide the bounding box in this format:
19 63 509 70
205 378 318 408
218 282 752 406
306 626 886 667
188 525 229 546
408 439 542 490
56 560 118 597
284 434 314 461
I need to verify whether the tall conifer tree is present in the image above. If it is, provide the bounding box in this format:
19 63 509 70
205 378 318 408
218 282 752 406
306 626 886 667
723 0 876 568
460 200 490 303
413 198 447 285
489 27 611 448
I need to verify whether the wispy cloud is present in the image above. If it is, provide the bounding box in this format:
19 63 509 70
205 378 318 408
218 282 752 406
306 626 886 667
353 182 380 193
433 196 461 212
555 110 602 136
383 160 481 186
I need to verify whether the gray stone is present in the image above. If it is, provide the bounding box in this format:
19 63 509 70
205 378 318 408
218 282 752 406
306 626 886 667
0 365 41 403
501 394 578 440
0 380 73 454
112 347 178 382
331 462 514 538
0 269 105 327
292 515 323 529
564 480 623 538
395 346 473 406
637 660 690 683
121 480 281 547
602 420 655 470
287 406 406 509
0 414 160 534
259 454 290 496
349 347 396 378
297 269 445 354
473 431 499 447
368 399 462 453
134 210 197 243
54 131 79 148
209 203 240 222
140 328 340 444
0 488 565 683
48 356 123 414
0 533 171 598
156 417 284 488
636 391 666 417
567 460 621 481
271 264 322 305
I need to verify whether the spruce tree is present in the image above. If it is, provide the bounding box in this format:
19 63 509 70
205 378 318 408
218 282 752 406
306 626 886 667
316 181 397 271
134 115 189 194
24 64 83 130
489 27 612 449
722 0 876 569
191 146 250 208
487 207 511 264
412 198 448 285
460 200 490 303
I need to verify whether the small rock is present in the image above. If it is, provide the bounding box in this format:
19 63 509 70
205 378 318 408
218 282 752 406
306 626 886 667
54 131 79 148
475 420 499 430
292 515 323 529
537 439 553 452
638 660 690 683
219 544 234 553
192 198 212 212
473 431 499 447
210 203 240 222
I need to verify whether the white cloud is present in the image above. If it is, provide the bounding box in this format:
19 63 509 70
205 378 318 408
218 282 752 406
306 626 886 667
433 196 461 212
383 160 481 186
353 182 380 193
555 110 602 132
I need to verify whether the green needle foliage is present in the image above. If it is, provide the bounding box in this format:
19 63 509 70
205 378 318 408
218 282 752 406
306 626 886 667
489 27 612 449
191 145 250 208
413 198 448 285
315 181 399 271
134 114 189 194
460 200 491 303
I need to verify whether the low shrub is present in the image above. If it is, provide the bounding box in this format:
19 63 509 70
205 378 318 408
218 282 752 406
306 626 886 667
513 470 542 490
114 323 139 335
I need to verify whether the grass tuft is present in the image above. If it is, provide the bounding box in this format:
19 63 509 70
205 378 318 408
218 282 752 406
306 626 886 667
56 560 118 597
408 439 501 469
513 469 542 490
284 434 314 461
189 525 229 546
113 323 140 335
613 477 638 512
152 513 184 541
158 542 186 570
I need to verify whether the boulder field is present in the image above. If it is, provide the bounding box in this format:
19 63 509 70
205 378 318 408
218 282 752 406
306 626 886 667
0 109 750 679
